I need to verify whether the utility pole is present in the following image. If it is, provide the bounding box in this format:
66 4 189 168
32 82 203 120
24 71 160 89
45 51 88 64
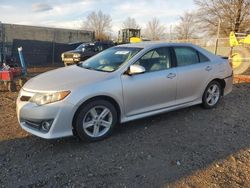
214 19 221 55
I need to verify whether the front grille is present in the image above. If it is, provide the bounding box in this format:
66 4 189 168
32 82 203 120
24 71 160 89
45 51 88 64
64 54 74 58
20 96 31 101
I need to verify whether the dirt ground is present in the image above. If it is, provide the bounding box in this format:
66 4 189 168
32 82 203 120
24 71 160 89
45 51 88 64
0 79 249 187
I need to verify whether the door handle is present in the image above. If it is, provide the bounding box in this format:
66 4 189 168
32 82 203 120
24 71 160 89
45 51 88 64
167 73 176 79
205 66 212 71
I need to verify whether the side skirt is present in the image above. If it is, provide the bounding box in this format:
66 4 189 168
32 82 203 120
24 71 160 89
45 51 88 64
120 100 202 123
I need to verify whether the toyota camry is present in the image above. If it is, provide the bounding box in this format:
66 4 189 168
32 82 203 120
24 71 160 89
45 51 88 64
16 42 233 141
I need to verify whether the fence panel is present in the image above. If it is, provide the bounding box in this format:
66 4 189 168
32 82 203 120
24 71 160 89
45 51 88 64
11 39 77 67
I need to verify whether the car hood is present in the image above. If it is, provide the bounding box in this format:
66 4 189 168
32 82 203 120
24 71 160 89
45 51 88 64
63 50 82 54
23 65 110 92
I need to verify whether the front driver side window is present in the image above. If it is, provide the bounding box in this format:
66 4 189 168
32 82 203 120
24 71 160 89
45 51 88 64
97 45 103 51
135 47 171 72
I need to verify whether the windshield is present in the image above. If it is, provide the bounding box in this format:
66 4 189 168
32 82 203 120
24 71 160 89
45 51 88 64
76 43 97 52
76 43 86 50
79 47 142 72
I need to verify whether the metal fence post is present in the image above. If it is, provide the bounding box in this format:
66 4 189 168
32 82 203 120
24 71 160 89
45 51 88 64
214 19 221 55
52 30 56 65
18 47 27 76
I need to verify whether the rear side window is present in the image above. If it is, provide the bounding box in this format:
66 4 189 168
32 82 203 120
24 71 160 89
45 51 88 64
174 47 210 67
174 47 199 67
198 52 210 62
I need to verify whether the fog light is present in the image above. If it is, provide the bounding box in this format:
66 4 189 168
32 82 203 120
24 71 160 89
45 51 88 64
41 121 52 132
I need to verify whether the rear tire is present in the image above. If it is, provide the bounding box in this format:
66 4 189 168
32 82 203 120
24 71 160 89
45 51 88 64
75 100 118 142
202 81 222 109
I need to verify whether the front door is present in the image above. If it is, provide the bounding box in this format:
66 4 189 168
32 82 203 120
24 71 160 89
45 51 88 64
121 47 177 116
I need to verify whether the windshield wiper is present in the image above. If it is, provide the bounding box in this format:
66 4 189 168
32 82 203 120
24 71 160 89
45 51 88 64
82 66 96 70
79 64 112 73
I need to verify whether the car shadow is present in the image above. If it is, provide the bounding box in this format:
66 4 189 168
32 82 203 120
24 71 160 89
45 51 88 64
0 83 249 187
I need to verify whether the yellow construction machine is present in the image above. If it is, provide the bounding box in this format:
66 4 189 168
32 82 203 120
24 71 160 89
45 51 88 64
118 28 142 44
229 32 250 74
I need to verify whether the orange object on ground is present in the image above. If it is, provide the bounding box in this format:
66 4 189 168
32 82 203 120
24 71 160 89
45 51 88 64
0 71 14 81
0 67 22 81
234 75 250 83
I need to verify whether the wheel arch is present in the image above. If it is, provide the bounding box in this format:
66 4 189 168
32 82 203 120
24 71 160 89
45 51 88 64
206 78 226 96
72 95 122 132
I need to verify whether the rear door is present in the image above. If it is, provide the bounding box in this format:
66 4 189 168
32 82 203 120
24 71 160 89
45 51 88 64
173 46 213 104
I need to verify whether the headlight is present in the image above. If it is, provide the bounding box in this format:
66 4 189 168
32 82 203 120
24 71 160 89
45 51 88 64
30 91 70 105
61 53 64 59
73 53 80 58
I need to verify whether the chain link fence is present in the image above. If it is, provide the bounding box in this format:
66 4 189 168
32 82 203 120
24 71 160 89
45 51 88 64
165 37 231 56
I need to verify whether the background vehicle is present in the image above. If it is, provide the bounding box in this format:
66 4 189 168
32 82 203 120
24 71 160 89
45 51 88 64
118 28 142 44
229 31 250 74
61 41 114 66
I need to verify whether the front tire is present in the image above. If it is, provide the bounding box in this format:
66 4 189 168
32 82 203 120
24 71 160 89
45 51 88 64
202 81 222 109
75 100 118 141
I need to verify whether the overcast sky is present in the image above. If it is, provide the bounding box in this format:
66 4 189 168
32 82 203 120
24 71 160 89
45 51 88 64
0 0 196 33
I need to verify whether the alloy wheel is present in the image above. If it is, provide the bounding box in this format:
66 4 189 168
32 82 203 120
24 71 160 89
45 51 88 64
82 106 113 138
206 84 220 106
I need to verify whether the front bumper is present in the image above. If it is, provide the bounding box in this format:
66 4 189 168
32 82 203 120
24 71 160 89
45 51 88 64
16 89 75 139
63 57 80 65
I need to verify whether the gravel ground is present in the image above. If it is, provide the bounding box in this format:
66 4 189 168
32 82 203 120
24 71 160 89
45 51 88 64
0 83 249 188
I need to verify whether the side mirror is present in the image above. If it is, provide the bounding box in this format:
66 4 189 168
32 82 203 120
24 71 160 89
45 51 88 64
127 64 145 75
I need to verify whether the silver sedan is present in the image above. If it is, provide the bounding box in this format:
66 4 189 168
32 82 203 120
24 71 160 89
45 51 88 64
16 42 233 141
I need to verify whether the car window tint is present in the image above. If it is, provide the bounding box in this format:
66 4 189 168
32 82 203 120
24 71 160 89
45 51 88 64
102 44 108 49
141 50 154 60
135 47 171 72
151 51 160 58
97 45 103 51
174 47 199 67
198 52 210 62
85 45 95 52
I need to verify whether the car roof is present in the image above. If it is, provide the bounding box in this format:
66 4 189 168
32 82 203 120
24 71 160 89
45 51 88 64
80 41 114 46
116 41 219 60
117 41 197 49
